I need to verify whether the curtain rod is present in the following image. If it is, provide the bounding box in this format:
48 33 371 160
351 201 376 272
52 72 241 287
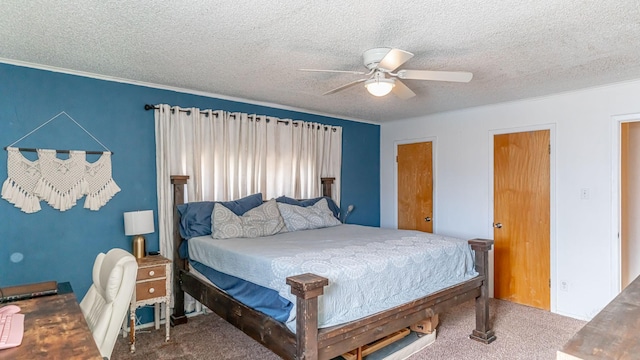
144 104 337 131
3 147 113 155
145 104 208 114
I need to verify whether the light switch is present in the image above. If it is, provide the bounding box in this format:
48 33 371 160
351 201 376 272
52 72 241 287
580 188 590 200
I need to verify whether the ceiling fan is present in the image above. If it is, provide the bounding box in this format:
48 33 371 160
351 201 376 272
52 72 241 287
300 48 473 99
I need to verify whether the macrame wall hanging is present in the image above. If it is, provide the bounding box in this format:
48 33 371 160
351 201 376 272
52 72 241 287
1 111 120 213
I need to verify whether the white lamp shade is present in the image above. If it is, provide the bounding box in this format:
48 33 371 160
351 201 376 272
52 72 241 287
365 78 395 97
124 210 155 236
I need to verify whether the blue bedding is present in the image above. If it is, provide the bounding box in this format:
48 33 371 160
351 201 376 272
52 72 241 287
189 260 293 322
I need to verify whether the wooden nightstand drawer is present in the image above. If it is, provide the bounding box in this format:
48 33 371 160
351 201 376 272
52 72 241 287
137 265 166 280
136 279 166 301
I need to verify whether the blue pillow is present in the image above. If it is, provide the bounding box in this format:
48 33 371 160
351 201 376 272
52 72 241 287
275 196 340 219
177 193 263 239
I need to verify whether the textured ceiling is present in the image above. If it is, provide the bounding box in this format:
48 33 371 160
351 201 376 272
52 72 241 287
1 1 639 123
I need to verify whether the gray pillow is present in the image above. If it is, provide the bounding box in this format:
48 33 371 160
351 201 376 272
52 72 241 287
212 199 286 239
277 198 342 232
176 193 263 239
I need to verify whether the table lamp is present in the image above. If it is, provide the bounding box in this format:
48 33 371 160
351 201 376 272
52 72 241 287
124 210 154 259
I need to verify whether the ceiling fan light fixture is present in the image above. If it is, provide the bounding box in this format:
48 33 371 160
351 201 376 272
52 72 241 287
365 78 395 97
301 47 472 98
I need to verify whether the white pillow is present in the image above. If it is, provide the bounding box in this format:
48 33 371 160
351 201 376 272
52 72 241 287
212 199 286 239
277 198 342 232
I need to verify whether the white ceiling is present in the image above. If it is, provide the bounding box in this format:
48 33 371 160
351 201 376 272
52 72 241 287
1 1 639 123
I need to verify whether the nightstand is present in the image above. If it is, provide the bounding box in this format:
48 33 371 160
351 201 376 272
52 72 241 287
128 255 171 352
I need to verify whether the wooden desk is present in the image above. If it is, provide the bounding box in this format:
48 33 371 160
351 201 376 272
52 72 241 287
0 291 102 360
557 274 640 359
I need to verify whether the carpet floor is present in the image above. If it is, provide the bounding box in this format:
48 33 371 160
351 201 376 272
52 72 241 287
111 299 586 360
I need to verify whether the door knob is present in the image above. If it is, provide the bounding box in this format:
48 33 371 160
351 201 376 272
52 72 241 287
493 223 502 228
424 217 431 222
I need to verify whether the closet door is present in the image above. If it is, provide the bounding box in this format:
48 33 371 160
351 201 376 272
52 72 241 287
397 141 433 233
494 130 550 310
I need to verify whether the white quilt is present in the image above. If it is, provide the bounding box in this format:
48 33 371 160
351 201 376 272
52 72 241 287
188 224 477 331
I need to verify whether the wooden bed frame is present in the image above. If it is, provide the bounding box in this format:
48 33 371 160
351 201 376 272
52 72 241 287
169 175 495 359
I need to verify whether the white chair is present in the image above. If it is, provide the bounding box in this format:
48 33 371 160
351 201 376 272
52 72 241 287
80 248 138 359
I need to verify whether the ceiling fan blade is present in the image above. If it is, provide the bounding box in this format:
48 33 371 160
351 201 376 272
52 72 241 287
397 70 473 82
299 68 366 75
378 48 414 72
323 78 367 95
392 79 416 99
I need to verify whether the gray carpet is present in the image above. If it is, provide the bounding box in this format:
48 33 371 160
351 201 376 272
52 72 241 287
112 299 586 360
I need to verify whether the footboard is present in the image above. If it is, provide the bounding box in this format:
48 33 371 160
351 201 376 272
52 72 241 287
286 239 494 360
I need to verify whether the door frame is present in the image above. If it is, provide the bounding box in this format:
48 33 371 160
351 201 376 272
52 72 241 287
488 124 557 312
611 112 640 296
394 136 437 231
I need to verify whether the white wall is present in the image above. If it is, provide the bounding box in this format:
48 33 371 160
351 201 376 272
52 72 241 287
380 78 640 321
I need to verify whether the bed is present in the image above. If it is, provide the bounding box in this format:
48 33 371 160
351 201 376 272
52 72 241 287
169 175 495 360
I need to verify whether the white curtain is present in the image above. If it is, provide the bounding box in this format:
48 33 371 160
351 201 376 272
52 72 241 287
155 104 342 261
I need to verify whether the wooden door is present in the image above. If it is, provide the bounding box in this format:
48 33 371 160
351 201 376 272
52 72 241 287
397 142 433 233
494 130 550 310
621 122 640 289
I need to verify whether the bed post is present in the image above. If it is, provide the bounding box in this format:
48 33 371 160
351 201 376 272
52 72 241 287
286 273 329 360
320 177 334 198
468 238 496 344
170 175 190 326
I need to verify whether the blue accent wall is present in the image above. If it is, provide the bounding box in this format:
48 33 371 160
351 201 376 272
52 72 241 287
0 63 380 304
